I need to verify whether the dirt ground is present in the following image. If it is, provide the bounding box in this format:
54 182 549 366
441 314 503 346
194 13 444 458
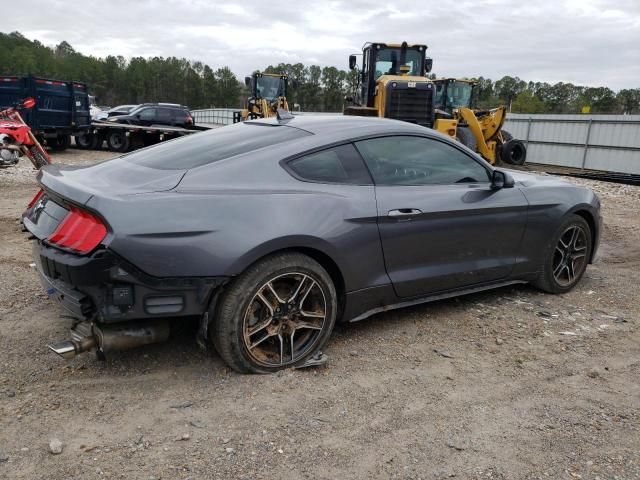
0 149 638 480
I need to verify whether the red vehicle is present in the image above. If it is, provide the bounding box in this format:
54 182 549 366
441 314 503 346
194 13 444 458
0 97 51 169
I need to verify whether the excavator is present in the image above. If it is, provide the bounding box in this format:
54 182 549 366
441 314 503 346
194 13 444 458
240 72 290 121
345 42 526 165
433 78 526 165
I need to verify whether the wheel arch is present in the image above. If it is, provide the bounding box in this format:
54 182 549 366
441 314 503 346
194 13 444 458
567 205 599 263
226 238 347 318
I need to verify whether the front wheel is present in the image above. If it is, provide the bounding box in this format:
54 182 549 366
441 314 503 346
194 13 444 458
533 215 592 293
211 253 337 373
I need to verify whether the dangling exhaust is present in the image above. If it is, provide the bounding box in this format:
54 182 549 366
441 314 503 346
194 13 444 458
48 320 170 359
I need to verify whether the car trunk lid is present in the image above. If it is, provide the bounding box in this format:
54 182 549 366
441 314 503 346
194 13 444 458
23 160 186 241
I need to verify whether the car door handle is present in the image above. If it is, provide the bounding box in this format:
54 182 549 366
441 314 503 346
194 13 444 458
388 208 423 217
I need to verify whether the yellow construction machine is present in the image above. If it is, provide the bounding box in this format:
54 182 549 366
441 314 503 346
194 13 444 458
344 42 435 128
240 72 290 121
345 43 526 165
433 78 526 165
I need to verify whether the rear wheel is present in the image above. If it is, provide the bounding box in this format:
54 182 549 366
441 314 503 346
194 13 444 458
106 131 130 152
75 132 99 150
211 253 337 373
533 215 592 293
49 134 71 151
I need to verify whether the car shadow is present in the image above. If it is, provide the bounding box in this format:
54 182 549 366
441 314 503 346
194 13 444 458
89 282 541 375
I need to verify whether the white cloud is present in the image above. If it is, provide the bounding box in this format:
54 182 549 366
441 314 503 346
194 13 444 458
5 0 640 89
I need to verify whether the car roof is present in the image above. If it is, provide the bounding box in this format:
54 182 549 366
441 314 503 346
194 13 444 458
250 114 441 144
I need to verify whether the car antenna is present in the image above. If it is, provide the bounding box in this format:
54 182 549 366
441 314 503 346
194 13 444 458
276 108 294 122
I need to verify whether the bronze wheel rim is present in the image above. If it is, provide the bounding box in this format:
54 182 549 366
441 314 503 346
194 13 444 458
242 272 327 367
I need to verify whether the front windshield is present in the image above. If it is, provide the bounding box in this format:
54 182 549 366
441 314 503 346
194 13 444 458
448 81 473 109
373 48 423 80
256 76 285 101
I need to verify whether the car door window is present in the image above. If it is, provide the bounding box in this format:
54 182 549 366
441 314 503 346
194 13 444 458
156 108 172 123
286 144 372 184
355 136 491 185
138 108 156 120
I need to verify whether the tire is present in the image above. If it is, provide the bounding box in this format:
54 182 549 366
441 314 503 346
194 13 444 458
500 139 527 165
49 134 71 151
106 131 130 152
456 126 477 152
500 130 514 143
75 133 99 150
533 214 592 294
211 252 337 374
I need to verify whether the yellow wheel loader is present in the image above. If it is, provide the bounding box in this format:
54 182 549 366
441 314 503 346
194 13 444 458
344 42 435 128
433 78 526 165
240 72 290 121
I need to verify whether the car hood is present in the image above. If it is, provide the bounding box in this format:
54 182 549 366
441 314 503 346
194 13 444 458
38 160 186 205
506 169 573 187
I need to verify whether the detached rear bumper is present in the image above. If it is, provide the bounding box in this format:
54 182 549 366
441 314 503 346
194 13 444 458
32 241 226 324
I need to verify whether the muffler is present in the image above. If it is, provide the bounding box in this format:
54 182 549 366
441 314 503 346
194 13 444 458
48 320 170 359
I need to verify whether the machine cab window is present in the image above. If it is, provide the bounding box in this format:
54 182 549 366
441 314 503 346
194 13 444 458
372 47 423 80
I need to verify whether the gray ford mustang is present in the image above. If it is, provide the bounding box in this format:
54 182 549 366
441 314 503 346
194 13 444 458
22 115 601 373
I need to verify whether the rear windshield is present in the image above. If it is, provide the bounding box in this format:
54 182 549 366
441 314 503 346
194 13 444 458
123 122 311 170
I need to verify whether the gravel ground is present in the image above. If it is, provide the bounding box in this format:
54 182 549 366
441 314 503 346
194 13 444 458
0 150 638 480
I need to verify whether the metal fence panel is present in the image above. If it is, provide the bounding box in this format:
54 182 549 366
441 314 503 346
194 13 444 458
504 114 640 174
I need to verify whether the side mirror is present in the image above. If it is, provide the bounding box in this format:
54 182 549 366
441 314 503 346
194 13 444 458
425 57 433 74
491 170 515 190
349 54 357 70
244 76 251 87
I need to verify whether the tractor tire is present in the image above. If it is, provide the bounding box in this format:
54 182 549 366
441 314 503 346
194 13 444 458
50 134 71 151
500 139 527 165
75 132 100 150
106 131 130 153
500 130 514 143
456 127 477 152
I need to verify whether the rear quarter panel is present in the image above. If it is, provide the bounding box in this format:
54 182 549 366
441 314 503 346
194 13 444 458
87 153 387 293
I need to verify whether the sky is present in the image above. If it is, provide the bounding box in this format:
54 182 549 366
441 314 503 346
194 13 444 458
8 0 640 90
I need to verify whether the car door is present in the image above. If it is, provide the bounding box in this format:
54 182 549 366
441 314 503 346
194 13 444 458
354 135 529 298
137 107 156 126
156 107 173 126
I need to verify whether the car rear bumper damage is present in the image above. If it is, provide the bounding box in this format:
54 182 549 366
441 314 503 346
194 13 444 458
31 241 226 357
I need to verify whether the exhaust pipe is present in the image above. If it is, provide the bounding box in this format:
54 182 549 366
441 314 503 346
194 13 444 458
48 320 169 359
48 336 98 359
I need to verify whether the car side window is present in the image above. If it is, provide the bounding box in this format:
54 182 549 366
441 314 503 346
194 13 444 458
157 108 172 122
138 108 156 120
287 143 372 185
355 136 491 186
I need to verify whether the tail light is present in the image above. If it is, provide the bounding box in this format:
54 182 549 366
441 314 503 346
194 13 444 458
47 207 107 254
185 115 193 124
27 189 44 208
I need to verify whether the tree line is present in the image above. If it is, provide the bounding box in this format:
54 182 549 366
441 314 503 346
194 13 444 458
1 31 638 114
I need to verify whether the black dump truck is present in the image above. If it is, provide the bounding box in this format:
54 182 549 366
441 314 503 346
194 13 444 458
0 74 91 150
